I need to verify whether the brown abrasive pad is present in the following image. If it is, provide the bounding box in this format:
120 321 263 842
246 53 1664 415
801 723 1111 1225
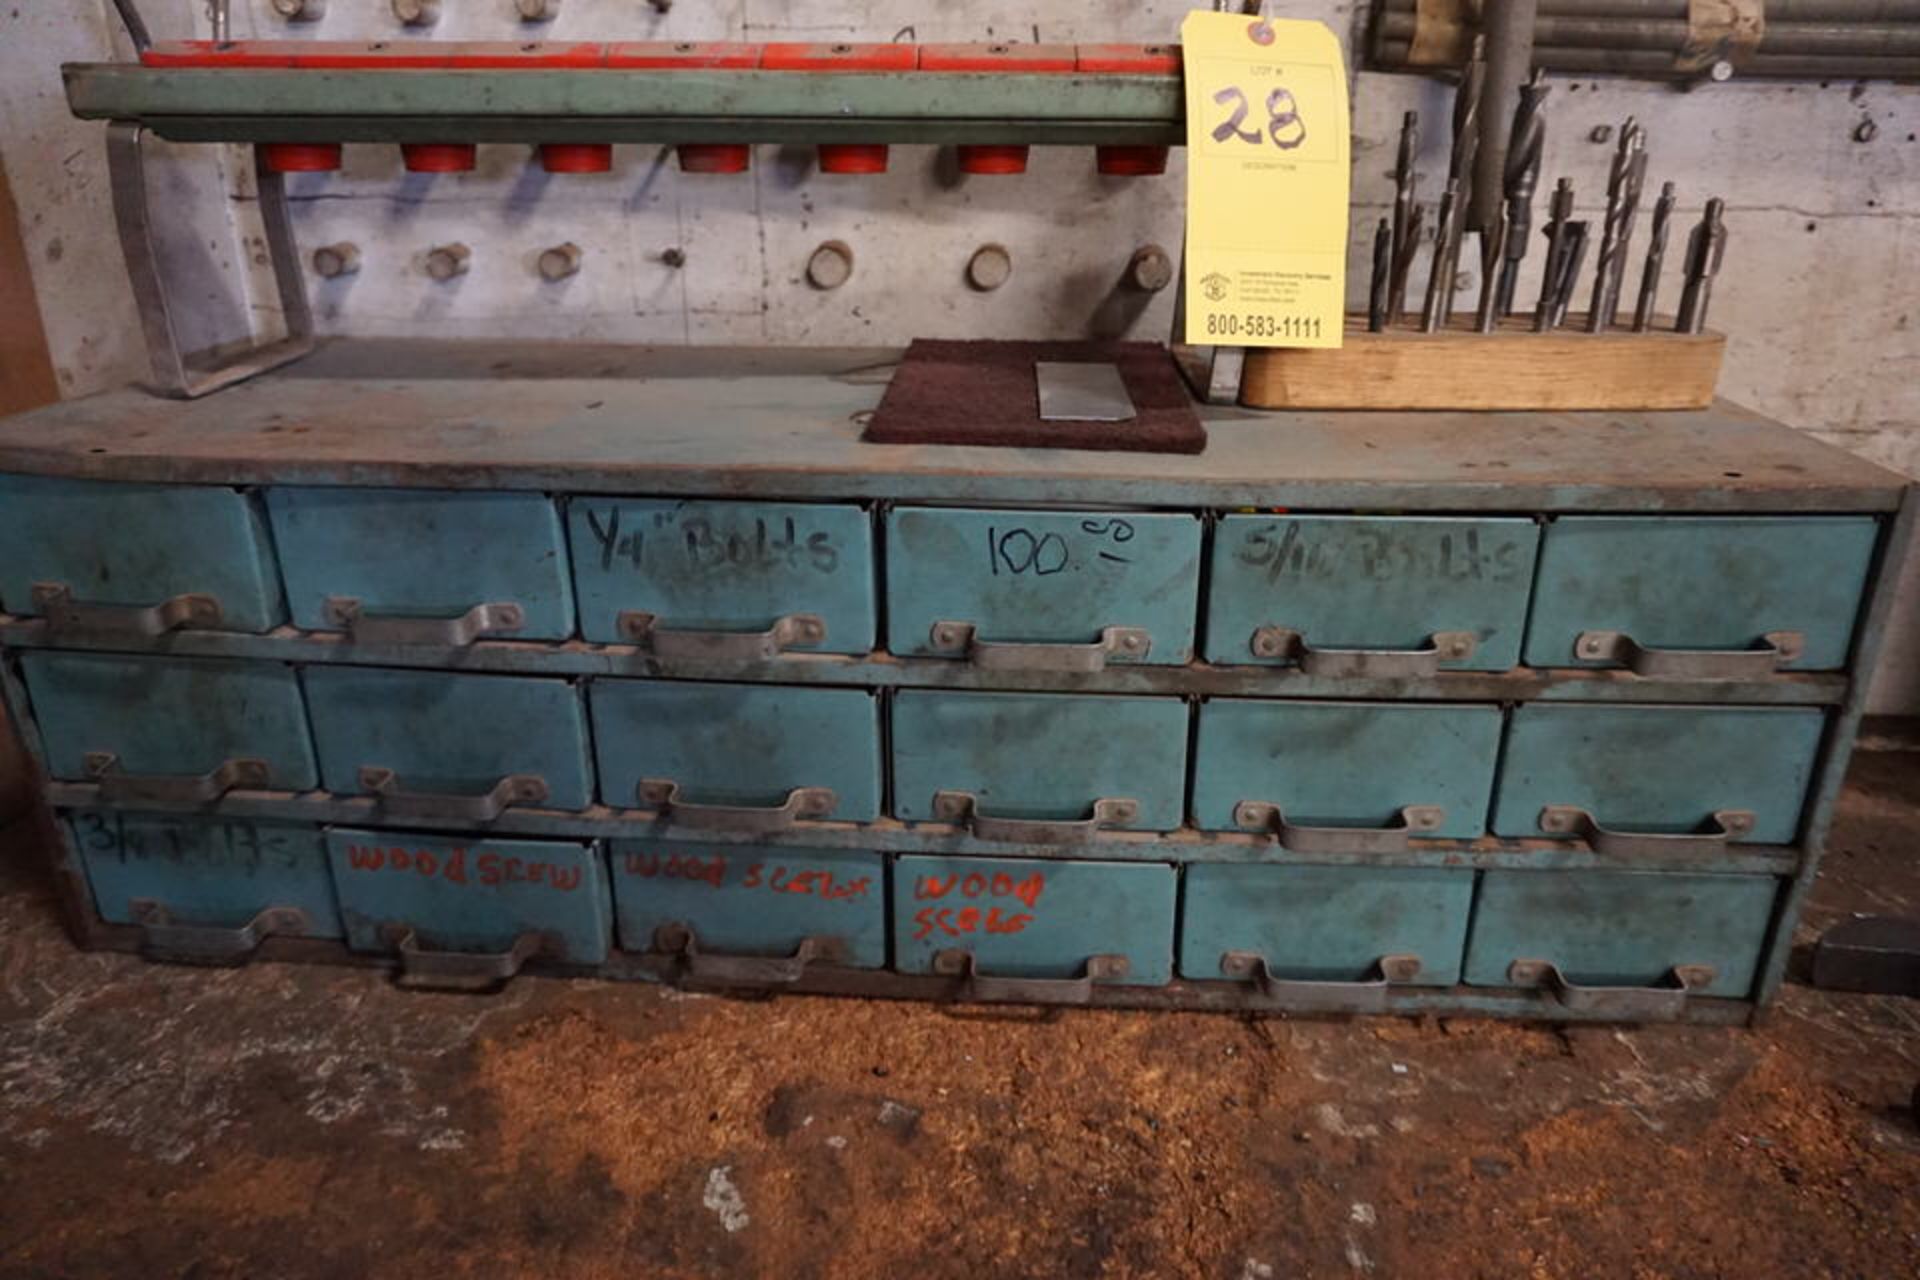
862 339 1207 454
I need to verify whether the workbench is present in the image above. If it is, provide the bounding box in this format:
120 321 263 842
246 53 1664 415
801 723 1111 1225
0 341 1909 1022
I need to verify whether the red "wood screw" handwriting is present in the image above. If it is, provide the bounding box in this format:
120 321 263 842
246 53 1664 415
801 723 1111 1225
344 844 584 892
909 870 1046 941
624 852 872 901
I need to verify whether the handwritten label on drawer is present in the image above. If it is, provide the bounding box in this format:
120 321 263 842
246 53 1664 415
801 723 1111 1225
577 504 844 577
906 865 1048 941
623 849 875 902
338 840 589 893
74 812 315 871
1232 519 1530 585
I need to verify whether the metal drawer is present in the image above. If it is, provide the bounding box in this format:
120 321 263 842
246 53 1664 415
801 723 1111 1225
1464 870 1779 1006
590 680 882 825
1179 865 1474 994
891 690 1189 836
1524 516 1879 674
20 653 316 796
0 474 283 634
327 828 611 975
1492 705 1824 848
893 855 1175 990
268 487 575 642
886 506 1202 667
1191 700 1501 842
612 841 884 973
71 812 341 959
304 668 593 814
1206 515 1539 672
568 498 875 653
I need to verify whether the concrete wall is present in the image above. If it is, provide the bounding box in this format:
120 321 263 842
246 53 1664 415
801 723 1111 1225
2 1 1916 708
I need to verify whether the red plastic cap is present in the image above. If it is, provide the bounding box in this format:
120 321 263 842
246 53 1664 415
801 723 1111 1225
1076 43 1182 74
259 143 343 173
957 144 1030 175
920 43 1076 73
402 143 477 173
818 143 890 174
608 41 762 69
678 144 751 174
540 143 614 174
1096 145 1169 177
761 42 917 72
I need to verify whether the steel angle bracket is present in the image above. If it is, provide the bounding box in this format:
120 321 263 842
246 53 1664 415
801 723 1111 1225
108 120 314 398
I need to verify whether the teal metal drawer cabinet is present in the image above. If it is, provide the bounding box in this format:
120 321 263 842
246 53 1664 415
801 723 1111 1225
611 841 885 974
327 828 612 980
1492 705 1825 848
893 855 1175 990
1206 515 1539 672
891 690 1189 835
72 812 340 960
0 475 284 634
1463 870 1780 1008
20 652 315 797
268 487 575 643
886 507 1202 667
568 498 875 654
1190 700 1502 843
591 680 882 825
1180 865 1475 996
1525 516 1879 673
304 667 593 816
0 351 1909 1022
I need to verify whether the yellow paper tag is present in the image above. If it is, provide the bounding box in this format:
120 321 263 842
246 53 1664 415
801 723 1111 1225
1180 11 1350 348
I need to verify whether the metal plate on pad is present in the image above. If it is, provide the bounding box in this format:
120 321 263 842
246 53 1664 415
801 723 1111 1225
1036 362 1135 422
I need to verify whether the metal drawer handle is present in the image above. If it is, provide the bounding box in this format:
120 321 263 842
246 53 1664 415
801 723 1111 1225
324 597 525 646
1248 627 1478 677
638 779 837 832
130 900 309 965
359 767 550 821
932 790 1140 843
653 923 847 986
1220 951 1423 1011
619 611 827 660
32 583 225 637
929 621 1153 672
85 752 271 804
383 925 550 992
1508 959 1717 1019
1233 802 1447 853
932 948 1131 1004
1538 805 1756 856
1573 629 1805 679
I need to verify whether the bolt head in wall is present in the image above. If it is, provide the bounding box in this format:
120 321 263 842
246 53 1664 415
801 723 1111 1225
806 241 855 290
516 0 561 19
967 244 1013 292
425 243 471 281
392 0 440 26
311 243 361 278
1127 245 1174 293
538 243 583 280
271 0 327 19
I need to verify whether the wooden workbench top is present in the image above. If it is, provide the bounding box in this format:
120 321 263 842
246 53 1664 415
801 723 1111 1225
0 341 1903 512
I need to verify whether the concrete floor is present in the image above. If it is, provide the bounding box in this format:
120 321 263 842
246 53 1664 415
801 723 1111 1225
2 755 1918 1279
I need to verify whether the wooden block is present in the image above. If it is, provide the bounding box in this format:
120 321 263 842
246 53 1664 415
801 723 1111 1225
1240 315 1725 412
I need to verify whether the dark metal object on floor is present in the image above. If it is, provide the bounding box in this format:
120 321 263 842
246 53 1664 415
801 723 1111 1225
1495 69 1549 317
1369 217 1393 332
1677 197 1728 333
1534 178 1575 331
1810 915 1920 996
1633 181 1677 332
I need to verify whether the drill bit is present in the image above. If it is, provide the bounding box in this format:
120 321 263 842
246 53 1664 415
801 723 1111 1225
1676 197 1728 334
1495 69 1549 317
1552 221 1590 329
1389 201 1426 327
1421 178 1461 333
1389 110 1420 307
1533 177 1574 332
1586 121 1645 333
1368 218 1392 333
1632 182 1677 332
1475 210 1508 333
1443 36 1486 307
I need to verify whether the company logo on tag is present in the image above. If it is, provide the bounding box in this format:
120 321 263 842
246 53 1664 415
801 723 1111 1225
1201 272 1232 302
